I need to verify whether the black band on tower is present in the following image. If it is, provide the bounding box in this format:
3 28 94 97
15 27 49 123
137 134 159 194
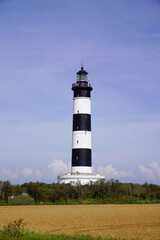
73 114 91 131
72 149 92 166
73 89 91 98
72 81 92 98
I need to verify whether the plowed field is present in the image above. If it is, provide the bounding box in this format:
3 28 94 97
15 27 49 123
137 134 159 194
0 204 160 240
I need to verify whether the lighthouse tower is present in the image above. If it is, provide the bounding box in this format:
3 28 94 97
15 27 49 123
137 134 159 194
71 66 92 175
58 66 105 185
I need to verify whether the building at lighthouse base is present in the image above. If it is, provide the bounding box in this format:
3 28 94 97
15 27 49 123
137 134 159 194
58 172 105 185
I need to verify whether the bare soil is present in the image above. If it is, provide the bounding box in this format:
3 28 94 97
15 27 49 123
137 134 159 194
0 204 160 240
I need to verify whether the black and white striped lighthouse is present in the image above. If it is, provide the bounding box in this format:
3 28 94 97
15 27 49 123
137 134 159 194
71 66 92 175
58 66 105 184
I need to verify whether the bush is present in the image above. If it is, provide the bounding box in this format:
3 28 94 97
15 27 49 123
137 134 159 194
9 195 34 205
2 218 25 238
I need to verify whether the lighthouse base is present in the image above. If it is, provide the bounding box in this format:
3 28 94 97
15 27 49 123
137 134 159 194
57 173 105 185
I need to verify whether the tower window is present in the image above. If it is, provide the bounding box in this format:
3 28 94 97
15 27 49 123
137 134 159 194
77 140 79 144
77 110 79 113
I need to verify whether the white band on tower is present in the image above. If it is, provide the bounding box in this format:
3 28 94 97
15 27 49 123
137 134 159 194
72 131 91 149
73 98 91 114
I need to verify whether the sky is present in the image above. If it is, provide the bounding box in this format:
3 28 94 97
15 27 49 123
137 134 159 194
0 0 160 184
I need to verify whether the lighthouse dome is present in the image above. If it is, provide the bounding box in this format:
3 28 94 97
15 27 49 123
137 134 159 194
76 66 88 75
76 66 88 82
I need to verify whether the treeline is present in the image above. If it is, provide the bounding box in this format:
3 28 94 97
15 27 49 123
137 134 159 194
0 179 160 205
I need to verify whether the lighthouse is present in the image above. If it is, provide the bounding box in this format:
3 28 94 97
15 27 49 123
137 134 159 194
58 66 105 185
71 66 92 175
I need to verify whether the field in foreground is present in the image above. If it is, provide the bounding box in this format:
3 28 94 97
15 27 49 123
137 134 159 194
0 205 160 240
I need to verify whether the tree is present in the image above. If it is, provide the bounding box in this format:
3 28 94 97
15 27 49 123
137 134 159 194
1 181 13 202
13 185 23 196
0 181 3 200
26 182 42 203
156 191 160 199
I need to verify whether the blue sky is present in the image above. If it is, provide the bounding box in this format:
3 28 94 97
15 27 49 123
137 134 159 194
0 0 160 184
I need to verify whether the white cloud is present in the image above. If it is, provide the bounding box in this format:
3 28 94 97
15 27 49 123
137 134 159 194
2 169 18 179
0 160 71 182
138 162 160 181
35 169 43 179
149 162 160 177
22 168 33 178
48 159 71 178
97 164 133 179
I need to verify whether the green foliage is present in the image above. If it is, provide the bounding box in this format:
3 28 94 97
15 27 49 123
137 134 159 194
2 218 25 238
1 179 160 205
0 229 129 240
12 184 23 196
1 229 159 239
9 194 34 205
0 181 2 200
24 182 52 203
156 191 160 199
1 181 12 202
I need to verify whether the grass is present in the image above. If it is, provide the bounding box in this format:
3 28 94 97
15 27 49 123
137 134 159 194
1 230 160 240
1 199 160 206
0 230 144 240
0 230 121 240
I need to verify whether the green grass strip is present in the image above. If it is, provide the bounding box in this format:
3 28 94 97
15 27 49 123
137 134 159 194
1 228 160 240
0 229 121 240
